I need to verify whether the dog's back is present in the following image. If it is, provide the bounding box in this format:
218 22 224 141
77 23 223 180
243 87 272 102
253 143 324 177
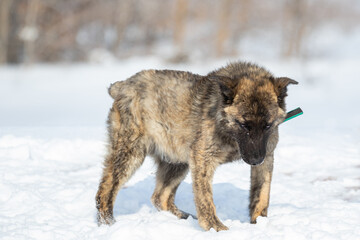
208 61 273 79
108 70 203 163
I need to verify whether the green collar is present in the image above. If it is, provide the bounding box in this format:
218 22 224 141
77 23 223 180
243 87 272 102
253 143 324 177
284 107 303 122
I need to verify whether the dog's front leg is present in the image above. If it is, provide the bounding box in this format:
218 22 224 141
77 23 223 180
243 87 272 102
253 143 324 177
249 152 274 223
190 146 228 231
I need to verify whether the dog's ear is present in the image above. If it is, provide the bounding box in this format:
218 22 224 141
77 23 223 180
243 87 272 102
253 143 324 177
208 75 237 105
271 77 298 109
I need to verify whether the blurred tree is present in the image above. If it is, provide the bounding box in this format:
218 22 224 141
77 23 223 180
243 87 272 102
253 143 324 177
4 0 26 64
22 0 40 64
231 0 252 56
0 0 359 64
173 0 188 51
0 0 11 64
281 0 308 57
110 0 132 54
216 0 233 57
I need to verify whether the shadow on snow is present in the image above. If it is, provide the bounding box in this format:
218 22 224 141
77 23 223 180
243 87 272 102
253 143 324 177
112 176 249 223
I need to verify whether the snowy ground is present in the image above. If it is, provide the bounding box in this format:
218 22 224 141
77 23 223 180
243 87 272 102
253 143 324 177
0 57 360 239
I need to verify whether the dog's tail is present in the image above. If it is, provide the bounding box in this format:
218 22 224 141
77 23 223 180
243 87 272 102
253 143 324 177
108 81 123 99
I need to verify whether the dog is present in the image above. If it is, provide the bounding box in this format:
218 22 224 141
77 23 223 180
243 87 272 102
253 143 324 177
95 61 298 231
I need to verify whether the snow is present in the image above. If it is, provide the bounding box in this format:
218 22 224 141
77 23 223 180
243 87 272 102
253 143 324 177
1 55 360 239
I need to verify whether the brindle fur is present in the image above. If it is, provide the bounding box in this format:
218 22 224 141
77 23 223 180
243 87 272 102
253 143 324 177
95 62 297 231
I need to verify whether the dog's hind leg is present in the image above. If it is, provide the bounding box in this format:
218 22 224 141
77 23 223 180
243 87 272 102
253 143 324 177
96 105 146 226
249 152 274 223
151 158 193 219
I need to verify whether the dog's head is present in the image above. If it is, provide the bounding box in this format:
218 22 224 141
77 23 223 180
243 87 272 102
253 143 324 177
210 71 298 166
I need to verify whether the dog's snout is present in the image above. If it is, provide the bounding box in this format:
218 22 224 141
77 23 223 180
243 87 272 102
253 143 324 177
250 157 265 166
244 157 265 166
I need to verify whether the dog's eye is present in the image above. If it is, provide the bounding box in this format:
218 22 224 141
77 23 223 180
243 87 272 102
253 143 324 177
235 119 251 131
264 124 272 130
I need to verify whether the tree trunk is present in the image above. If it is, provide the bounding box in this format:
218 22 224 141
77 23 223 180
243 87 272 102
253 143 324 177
173 0 188 51
23 0 40 65
216 0 233 57
282 0 307 58
0 0 11 64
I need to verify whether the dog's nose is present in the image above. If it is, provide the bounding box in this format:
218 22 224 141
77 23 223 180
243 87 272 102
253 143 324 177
247 157 265 166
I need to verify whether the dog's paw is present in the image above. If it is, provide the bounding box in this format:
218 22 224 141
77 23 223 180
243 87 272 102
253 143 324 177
250 207 268 224
97 211 115 226
212 222 229 232
176 209 197 220
199 215 229 232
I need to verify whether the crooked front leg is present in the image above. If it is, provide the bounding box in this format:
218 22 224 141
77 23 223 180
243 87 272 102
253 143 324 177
190 155 228 231
249 153 274 223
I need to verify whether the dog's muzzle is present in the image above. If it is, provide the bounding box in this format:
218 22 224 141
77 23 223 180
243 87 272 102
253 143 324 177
243 157 265 166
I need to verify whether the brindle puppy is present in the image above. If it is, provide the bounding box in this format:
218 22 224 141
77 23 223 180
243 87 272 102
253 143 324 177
95 61 298 231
